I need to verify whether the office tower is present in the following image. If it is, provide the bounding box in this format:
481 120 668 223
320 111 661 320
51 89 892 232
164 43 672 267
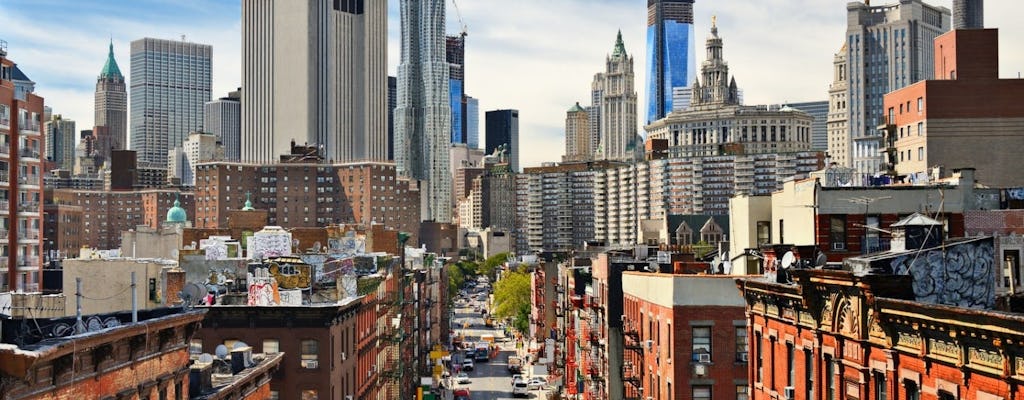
827 43 850 167
563 102 591 162
94 41 126 163
447 35 469 145
953 0 983 29
204 89 241 161
129 38 211 168
485 109 519 173
0 43 46 291
466 96 479 149
645 0 696 124
787 101 829 151
44 114 75 170
395 0 451 222
388 76 397 160
241 0 388 163
844 1 949 176
593 32 638 162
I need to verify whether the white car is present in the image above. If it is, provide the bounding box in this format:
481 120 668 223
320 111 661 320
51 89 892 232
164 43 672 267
528 377 547 390
456 372 471 384
511 380 529 397
462 359 474 371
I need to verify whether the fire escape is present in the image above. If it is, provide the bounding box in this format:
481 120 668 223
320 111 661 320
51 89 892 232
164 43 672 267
622 316 644 400
377 250 417 399
584 294 606 400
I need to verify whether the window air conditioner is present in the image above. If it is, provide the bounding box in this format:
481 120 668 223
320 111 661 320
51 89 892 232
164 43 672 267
302 359 319 369
698 353 711 363
784 386 795 400
740 353 749 362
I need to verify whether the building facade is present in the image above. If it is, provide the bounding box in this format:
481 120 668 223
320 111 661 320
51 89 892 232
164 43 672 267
130 37 212 168
466 96 479 149
43 114 75 171
241 0 388 163
787 101 829 152
827 43 851 168
484 109 519 172
564 102 592 162
593 33 638 163
446 35 468 146
204 89 241 161
518 162 612 254
51 188 194 251
644 0 696 124
94 41 126 164
844 0 949 176
395 0 451 222
0 45 45 292
953 0 983 29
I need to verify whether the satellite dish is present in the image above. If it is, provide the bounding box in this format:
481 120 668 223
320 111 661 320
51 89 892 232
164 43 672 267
215 345 229 359
233 341 249 350
780 251 796 269
179 283 207 307
198 353 214 364
815 252 828 267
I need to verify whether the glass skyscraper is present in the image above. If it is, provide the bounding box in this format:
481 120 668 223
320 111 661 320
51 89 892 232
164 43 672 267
447 35 468 145
130 38 211 168
645 0 696 125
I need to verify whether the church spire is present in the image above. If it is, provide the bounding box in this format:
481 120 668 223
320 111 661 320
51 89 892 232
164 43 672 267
612 30 627 57
99 40 123 79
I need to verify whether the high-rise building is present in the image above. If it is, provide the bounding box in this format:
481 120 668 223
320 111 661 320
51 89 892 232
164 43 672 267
563 102 592 162
447 35 469 145
466 96 480 149
645 0 696 124
395 0 451 222
241 0 388 163
485 109 519 173
953 0 983 29
129 38 212 168
844 1 949 176
170 131 220 186
594 32 638 162
44 114 75 170
94 41 126 163
827 43 850 167
388 76 397 160
0 43 46 291
204 89 240 161
787 100 829 151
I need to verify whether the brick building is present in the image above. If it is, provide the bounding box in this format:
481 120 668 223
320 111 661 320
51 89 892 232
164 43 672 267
0 308 207 399
881 28 1024 187
43 202 82 260
192 160 419 242
621 274 747 400
50 188 194 250
1 43 46 291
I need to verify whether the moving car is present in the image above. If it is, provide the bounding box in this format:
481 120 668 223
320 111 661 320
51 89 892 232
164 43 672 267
462 359 474 371
527 377 548 390
510 374 524 385
511 380 529 397
456 372 471 384
454 388 471 400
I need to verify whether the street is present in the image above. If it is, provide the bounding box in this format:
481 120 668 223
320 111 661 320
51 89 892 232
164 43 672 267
449 298 551 400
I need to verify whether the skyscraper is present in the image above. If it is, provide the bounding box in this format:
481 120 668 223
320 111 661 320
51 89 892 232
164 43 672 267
204 89 241 161
129 37 211 168
953 0 983 29
241 0 388 163
844 1 949 175
388 76 397 160
466 96 480 149
563 102 591 162
645 0 696 124
447 35 469 145
593 32 638 162
827 43 850 167
44 114 75 170
485 109 519 173
396 0 451 222
94 41 126 163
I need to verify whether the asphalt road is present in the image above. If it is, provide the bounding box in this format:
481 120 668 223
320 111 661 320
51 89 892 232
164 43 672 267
451 301 550 400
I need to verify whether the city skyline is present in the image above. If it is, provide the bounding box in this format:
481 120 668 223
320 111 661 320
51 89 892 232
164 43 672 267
1 0 1023 168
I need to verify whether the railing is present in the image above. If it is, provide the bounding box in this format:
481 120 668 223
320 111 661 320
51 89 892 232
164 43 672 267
19 255 39 266
0 144 8 155
18 149 40 159
862 237 891 254
17 202 38 212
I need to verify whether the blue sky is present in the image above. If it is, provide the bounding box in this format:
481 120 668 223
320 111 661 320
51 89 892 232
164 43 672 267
1 0 1022 168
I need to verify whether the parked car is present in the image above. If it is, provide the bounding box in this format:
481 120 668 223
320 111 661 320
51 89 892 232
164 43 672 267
510 374 524 385
456 372 471 384
511 380 529 397
462 359 474 371
454 388 471 400
527 377 547 390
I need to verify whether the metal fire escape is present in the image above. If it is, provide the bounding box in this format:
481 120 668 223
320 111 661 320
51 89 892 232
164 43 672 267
622 316 644 400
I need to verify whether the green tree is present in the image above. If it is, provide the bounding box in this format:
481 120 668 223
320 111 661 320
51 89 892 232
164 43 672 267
447 264 465 302
493 270 531 334
477 252 510 278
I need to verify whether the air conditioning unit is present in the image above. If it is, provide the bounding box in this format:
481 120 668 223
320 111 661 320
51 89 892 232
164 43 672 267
644 340 653 349
694 364 706 376
341 352 347 361
698 353 711 363
301 359 319 369
784 386 795 400
832 242 846 250
740 353 749 362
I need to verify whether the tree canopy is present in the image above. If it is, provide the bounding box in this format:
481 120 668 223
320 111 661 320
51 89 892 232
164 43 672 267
493 270 531 333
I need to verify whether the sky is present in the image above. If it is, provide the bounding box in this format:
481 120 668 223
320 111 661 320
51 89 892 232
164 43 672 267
1 0 1022 169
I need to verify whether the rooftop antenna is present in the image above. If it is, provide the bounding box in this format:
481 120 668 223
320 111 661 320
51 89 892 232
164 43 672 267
181 34 186 42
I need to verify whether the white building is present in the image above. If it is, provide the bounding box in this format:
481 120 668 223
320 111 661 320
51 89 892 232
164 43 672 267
592 32 638 162
204 89 240 161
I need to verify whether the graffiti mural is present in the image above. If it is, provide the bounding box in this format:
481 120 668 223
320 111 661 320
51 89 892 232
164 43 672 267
248 226 292 260
889 237 995 309
247 267 280 306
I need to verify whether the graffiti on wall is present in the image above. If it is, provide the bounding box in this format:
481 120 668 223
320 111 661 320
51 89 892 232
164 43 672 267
247 267 280 306
248 227 292 260
889 238 995 309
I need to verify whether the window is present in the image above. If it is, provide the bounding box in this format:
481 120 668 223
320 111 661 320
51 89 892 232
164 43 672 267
865 215 880 253
692 327 711 361
189 339 202 354
917 147 924 161
269 391 279 400
756 221 771 245
779 219 785 244
917 97 923 113
737 385 749 400
903 380 919 400
263 339 279 354
786 342 795 387
826 356 836 400
301 390 318 400
755 333 763 383
937 391 955 400
301 339 319 368
830 215 847 250
805 348 814 400
693 386 712 400
874 372 887 400
917 122 923 136
736 328 748 362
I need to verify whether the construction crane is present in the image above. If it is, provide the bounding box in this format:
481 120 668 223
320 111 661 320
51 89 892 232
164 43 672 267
450 0 467 37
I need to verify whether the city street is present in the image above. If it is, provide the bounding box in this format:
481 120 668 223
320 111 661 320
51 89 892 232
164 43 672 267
450 300 551 399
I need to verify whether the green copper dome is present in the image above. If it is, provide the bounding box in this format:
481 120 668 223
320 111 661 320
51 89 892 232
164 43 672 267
612 30 627 57
166 194 187 223
242 192 255 211
567 102 585 113
100 41 123 79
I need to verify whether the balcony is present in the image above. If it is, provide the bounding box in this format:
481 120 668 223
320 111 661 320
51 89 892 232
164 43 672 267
0 144 8 156
19 149 40 159
18 202 39 213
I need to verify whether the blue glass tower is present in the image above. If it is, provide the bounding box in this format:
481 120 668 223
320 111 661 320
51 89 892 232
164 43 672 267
645 0 696 124
447 35 468 145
